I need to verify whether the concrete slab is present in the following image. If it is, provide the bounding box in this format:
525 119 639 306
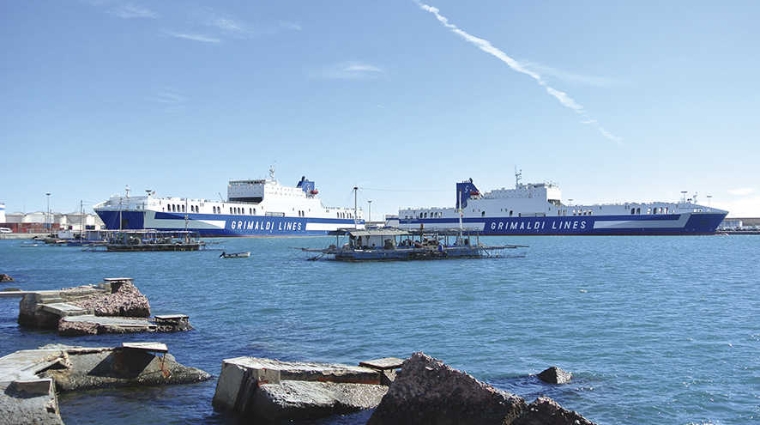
62 315 155 328
359 357 404 370
122 342 169 353
40 302 89 317
223 357 383 385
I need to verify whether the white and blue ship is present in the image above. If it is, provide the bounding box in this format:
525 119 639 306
94 168 364 237
393 171 727 236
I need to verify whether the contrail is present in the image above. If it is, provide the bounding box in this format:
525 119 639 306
415 1 622 144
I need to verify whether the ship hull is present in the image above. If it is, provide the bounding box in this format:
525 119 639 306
399 212 727 236
96 210 362 237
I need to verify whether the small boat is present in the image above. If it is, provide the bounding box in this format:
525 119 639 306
99 230 203 252
304 227 526 262
219 251 251 259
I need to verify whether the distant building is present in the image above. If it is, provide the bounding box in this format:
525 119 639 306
0 202 5 223
719 218 742 230
1 209 103 234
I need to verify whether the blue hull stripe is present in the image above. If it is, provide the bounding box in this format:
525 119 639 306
400 213 726 236
96 211 362 237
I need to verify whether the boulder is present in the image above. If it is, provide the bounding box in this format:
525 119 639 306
70 280 150 317
368 352 527 425
513 396 596 425
537 366 572 384
0 273 14 283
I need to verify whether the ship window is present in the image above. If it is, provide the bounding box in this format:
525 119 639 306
637 207 641 214
631 208 635 215
509 210 513 217
481 211 485 217
182 205 186 213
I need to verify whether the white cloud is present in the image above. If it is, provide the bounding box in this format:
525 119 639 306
729 187 755 196
109 4 157 19
312 61 385 80
207 17 247 35
197 10 301 39
415 1 622 145
279 21 302 31
148 91 187 104
715 197 760 217
163 30 221 44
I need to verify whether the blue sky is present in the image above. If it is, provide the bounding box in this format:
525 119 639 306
2 0 758 218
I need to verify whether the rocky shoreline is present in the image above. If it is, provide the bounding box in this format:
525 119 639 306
1 276 597 424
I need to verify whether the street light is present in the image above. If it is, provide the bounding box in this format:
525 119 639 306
368 200 372 223
45 192 51 232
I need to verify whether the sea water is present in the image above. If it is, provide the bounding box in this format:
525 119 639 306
0 235 757 425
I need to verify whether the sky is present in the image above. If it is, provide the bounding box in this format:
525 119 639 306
2 0 759 219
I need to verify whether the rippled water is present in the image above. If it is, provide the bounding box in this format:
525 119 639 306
1 235 758 424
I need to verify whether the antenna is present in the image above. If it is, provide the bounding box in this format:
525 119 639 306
353 186 358 229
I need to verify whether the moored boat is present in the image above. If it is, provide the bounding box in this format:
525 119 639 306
393 171 728 236
94 167 364 237
101 230 203 252
305 228 526 261
219 251 251 258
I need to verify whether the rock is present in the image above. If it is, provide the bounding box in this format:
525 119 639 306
70 280 150 317
1 344 210 425
368 352 527 425
0 273 14 283
57 320 99 336
537 366 573 384
212 356 389 422
251 381 388 421
16 280 156 332
0 379 62 425
38 345 211 391
513 396 596 425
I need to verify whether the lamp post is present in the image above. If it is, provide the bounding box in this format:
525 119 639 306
45 192 51 232
368 200 372 223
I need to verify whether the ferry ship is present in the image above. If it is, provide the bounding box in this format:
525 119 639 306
94 168 364 237
393 172 727 236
